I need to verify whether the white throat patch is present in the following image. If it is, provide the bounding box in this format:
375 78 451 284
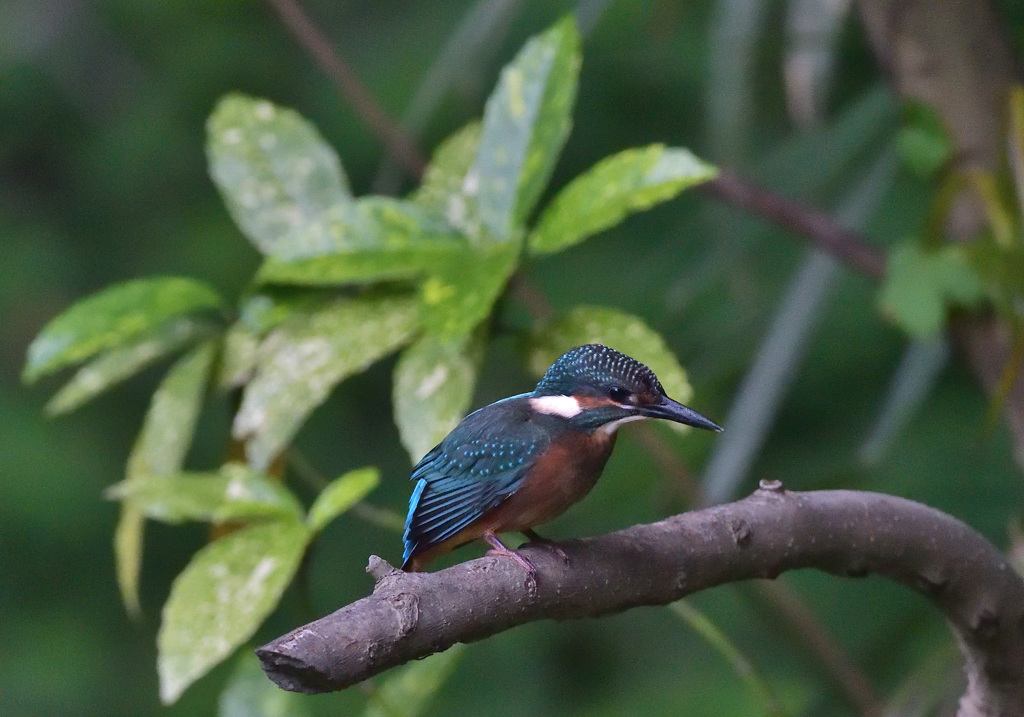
529 395 582 418
595 414 645 436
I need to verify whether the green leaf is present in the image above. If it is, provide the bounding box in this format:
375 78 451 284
879 243 985 337
107 463 303 525
238 291 335 334
363 645 466 717
307 467 380 534
528 305 694 407
127 341 217 478
897 101 953 179
23 277 224 383
466 16 580 239
158 519 309 704
114 508 146 620
217 321 261 390
117 340 217 616
393 331 485 462
234 297 419 470
45 316 215 416
412 121 482 232
528 145 718 255
253 198 467 286
219 651 310 717
207 94 351 257
419 238 520 340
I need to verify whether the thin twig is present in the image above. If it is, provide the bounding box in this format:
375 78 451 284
702 170 887 279
264 0 427 179
749 580 883 716
288 450 407 533
670 599 791 717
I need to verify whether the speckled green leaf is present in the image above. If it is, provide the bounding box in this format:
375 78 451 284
412 122 482 233
217 322 261 390
465 17 580 239
207 94 351 257
45 317 215 416
879 243 985 337
107 463 303 525
238 292 335 334
363 644 466 717
219 651 310 717
418 238 520 340
393 331 485 462
307 467 380 534
23 277 224 384
529 145 717 255
234 297 419 470
158 519 309 704
118 340 217 616
254 198 467 286
528 305 694 410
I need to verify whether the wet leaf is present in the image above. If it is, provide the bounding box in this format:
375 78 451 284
529 145 717 255
419 238 520 340
879 243 985 337
118 340 217 616
393 331 485 462
234 297 418 470
107 463 303 525
158 519 309 704
465 16 580 239
528 305 694 406
45 317 214 415
23 277 224 383
219 651 310 717
207 94 351 257
363 644 466 717
307 467 380 534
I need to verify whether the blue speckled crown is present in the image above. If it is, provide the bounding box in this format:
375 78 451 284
534 344 663 397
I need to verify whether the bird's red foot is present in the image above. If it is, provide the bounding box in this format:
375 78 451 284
522 529 570 565
483 532 538 582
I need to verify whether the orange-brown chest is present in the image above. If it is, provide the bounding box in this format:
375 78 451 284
481 430 617 533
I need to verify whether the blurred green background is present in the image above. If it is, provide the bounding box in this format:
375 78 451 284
4 1 1024 715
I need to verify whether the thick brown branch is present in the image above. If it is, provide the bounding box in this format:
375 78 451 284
265 0 426 178
257 485 1024 716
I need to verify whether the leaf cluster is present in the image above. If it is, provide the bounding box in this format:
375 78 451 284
22 16 717 705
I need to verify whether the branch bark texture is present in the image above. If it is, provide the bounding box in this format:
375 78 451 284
258 485 1024 717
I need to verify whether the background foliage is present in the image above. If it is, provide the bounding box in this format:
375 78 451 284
4 1 1024 716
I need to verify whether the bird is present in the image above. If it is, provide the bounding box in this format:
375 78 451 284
401 343 722 575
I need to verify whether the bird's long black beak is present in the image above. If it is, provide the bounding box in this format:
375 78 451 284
641 395 723 432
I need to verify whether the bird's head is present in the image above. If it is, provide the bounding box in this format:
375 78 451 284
530 344 722 434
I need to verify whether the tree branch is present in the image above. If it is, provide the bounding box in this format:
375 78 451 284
257 484 1024 717
264 0 427 179
701 170 886 279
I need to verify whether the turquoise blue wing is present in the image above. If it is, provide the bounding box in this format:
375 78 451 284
402 397 550 566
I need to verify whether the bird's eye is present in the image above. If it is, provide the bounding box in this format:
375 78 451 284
609 386 631 403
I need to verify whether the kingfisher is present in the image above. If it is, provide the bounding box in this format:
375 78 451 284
401 344 722 574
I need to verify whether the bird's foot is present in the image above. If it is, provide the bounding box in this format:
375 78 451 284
483 532 538 589
522 529 570 565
